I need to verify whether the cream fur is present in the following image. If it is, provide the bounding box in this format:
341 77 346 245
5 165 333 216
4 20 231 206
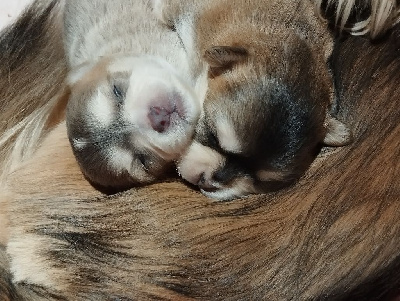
316 0 400 38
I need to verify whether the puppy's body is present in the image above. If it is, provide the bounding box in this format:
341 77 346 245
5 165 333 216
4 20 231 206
63 0 207 190
2 23 400 300
155 0 351 200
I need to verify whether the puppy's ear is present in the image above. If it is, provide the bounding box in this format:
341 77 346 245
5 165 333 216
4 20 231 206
323 115 352 146
204 46 248 77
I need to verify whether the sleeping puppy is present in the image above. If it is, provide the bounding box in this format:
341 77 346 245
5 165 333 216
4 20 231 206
153 0 352 200
64 0 207 191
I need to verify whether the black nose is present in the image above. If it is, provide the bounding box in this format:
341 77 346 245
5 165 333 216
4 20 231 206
212 166 236 185
197 173 218 193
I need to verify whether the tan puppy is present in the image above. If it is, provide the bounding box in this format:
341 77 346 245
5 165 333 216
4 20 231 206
153 0 352 200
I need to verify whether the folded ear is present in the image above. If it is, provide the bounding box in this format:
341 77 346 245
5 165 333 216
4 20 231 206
204 46 248 77
323 115 352 146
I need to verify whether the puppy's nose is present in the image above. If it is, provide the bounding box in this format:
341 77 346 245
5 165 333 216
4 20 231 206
148 106 171 133
197 172 218 193
212 167 235 185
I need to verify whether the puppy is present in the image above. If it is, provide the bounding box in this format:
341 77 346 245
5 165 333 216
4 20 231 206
63 0 207 190
154 0 352 200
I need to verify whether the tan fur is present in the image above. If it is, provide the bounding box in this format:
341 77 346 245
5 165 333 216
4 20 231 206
1 1 400 300
2 25 400 299
156 0 351 199
0 0 67 180
0 0 67 248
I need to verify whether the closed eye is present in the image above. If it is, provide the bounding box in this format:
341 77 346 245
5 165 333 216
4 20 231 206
137 154 150 172
113 84 124 103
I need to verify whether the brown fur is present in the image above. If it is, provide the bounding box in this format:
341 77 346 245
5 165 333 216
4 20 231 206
1 1 400 300
0 0 67 183
0 1 66 134
2 25 400 300
0 0 68 248
155 0 352 199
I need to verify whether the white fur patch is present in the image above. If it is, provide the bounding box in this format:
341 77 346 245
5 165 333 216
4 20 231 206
107 146 133 173
8 234 60 288
109 57 201 161
177 141 225 185
107 146 154 182
88 90 115 127
215 117 242 154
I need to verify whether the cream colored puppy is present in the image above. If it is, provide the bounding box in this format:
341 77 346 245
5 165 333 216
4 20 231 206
64 0 207 191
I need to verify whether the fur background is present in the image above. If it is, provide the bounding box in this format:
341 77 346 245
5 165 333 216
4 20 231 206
1 1 399 300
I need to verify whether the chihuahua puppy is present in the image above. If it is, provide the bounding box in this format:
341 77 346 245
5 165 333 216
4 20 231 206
153 0 352 200
64 0 207 191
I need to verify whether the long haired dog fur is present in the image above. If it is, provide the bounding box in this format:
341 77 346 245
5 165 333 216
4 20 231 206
153 0 353 200
1 3 400 301
0 0 67 181
63 0 207 191
316 0 400 38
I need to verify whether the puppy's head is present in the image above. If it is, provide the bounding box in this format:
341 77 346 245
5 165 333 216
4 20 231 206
177 34 351 201
66 55 200 191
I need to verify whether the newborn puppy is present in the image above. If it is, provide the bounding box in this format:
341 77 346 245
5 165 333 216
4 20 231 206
63 0 207 190
154 0 351 200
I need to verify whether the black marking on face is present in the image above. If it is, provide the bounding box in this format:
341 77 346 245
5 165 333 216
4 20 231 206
195 74 327 191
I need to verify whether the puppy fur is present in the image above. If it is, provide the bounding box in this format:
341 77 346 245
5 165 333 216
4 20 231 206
154 0 353 200
1 1 400 300
1 5 400 300
62 0 207 191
